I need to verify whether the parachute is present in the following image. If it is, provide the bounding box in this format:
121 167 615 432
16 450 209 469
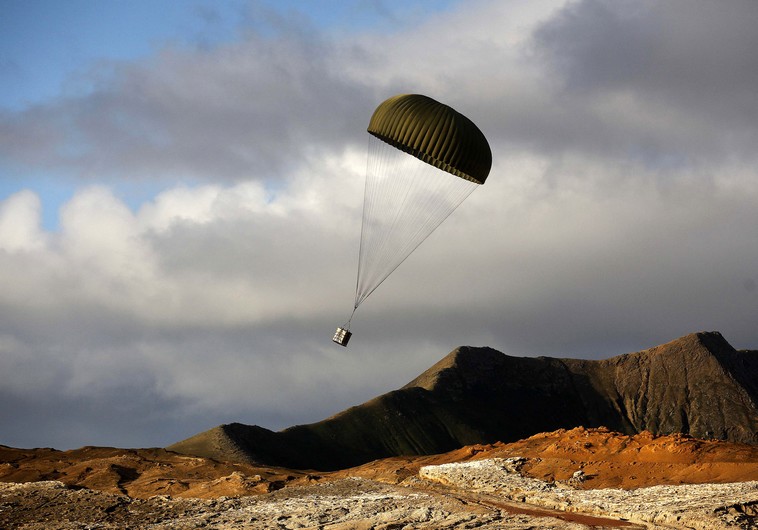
333 94 492 346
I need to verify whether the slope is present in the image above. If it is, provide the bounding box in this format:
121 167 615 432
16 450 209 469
167 331 758 470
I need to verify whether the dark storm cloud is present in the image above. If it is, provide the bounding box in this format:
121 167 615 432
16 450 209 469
535 0 758 105
525 0 758 168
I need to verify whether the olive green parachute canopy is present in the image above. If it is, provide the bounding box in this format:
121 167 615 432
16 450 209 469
367 94 492 185
342 92 494 322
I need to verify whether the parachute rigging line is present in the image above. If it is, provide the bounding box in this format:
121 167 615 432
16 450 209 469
353 135 479 310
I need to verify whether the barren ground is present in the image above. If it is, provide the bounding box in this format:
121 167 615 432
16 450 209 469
2 427 757 529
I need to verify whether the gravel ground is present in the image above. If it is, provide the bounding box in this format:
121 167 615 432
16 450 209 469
1 477 624 530
2 459 756 529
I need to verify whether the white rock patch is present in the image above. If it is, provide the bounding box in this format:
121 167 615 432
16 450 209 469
420 458 758 529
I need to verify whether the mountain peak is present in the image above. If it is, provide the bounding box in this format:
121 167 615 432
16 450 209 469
674 330 731 349
692 330 735 353
402 346 504 393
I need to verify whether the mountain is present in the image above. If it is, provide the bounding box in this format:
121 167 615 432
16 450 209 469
167 331 758 470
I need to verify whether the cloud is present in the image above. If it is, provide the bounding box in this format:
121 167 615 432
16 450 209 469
0 24 373 183
529 0 758 169
1 152 363 324
3 0 758 184
1 0 758 448
0 190 47 252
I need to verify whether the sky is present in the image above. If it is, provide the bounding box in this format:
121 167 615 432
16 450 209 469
1 0 757 450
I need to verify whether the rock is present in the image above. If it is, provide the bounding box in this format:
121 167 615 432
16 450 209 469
569 470 585 486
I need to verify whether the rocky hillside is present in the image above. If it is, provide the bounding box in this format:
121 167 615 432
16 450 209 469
168 331 758 470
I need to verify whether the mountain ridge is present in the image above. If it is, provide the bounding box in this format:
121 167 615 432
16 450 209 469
168 331 758 470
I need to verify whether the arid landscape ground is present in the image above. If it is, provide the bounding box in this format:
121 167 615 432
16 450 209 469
2 427 757 529
3 332 757 528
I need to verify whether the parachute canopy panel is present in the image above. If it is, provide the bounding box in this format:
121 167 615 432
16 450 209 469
367 94 492 185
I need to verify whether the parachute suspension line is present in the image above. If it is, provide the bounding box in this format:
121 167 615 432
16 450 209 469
355 135 407 308
361 141 413 288
353 135 381 310
343 306 357 330
355 136 403 309
353 135 480 309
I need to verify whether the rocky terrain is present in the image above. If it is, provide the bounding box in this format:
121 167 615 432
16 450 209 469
419 459 758 530
2 427 758 529
2 331 757 528
168 332 758 470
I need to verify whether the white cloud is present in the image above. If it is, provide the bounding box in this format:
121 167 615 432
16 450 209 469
0 153 365 328
0 190 47 252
